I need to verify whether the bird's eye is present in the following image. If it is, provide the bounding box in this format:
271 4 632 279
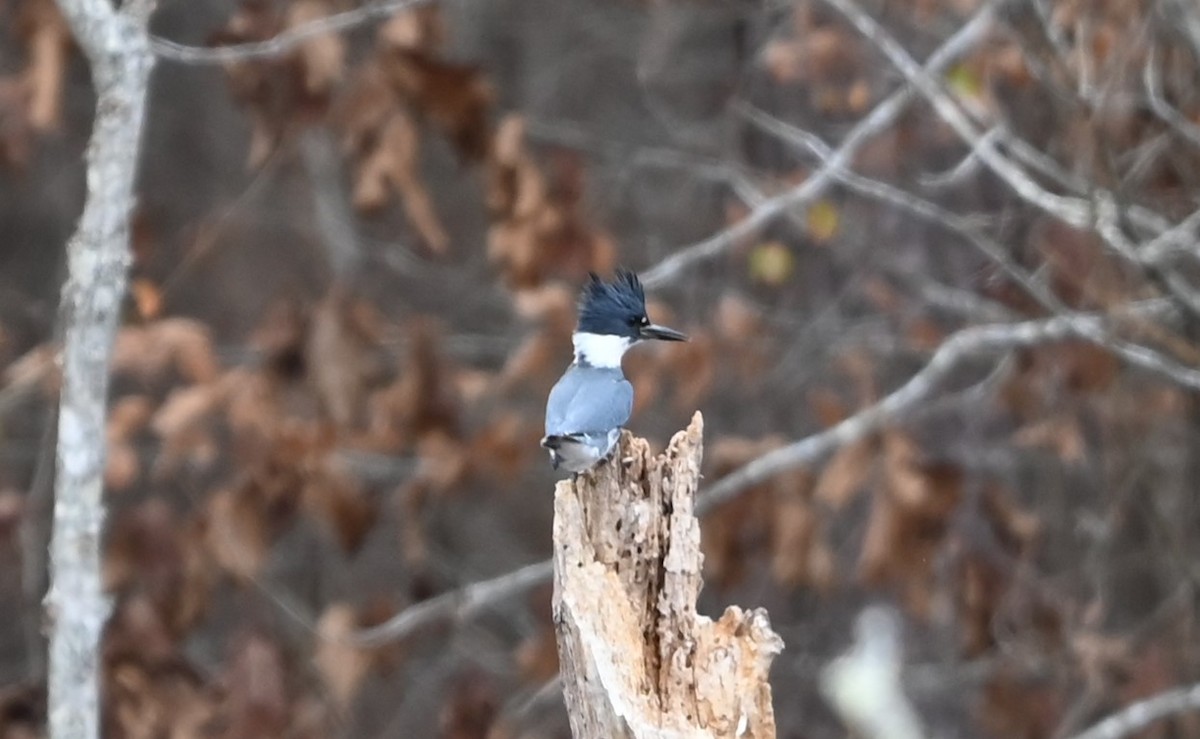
627 316 640 327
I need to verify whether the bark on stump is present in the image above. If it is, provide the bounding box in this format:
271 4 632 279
553 412 783 738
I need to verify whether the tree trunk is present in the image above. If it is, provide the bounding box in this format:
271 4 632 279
553 412 783 738
46 1 155 737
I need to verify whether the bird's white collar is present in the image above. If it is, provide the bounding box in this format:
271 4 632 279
573 332 633 368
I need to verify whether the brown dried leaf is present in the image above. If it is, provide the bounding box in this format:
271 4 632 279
109 395 154 442
0 490 24 542
0 683 44 739
415 430 470 494
980 483 1040 554
813 438 876 509
204 488 269 583
379 49 492 162
222 634 288 739
287 0 344 97
1072 630 1131 690
313 604 371 712
350 107 451 254
307 288 385 429
1011 414 1086 464
397 478 431 570
979 669 1063 738
771 497 818 587
130 278 164 321
252 298 308 379
113 319 220 385
105 442 141 492
713 293 765 348
514 627 559 684
0 78 34 169
105 395 153 491
807 387 848 428
858 432 962 615
102 499 213 635
469 411 537 482
378 6 444 53
18 0 69 132
369 318 459 448
438 671 497 739
223 367 283 446
702 436 786 586
151 381 226 476
302 462 376 553
485 116 611 288
2 343 58 395
106 600 215 739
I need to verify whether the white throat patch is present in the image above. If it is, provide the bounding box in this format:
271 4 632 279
573 332 633 368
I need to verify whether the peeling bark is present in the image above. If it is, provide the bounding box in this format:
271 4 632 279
553 412 783 738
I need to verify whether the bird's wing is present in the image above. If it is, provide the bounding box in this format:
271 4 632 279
545 367 633 437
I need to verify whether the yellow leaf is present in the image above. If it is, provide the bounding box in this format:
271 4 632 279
806 200 840 243
130 278 162 320
749 241 794 286
946 62 983 100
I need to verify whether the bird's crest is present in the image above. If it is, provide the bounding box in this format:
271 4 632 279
577 268 646 333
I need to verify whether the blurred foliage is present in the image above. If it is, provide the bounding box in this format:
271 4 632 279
3 0 1200 736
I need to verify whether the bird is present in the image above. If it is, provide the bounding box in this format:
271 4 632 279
541 268 687 474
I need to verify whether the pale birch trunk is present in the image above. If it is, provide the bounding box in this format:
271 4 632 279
45 1 155 736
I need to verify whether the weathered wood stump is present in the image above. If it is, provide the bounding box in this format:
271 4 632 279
553 412 783 738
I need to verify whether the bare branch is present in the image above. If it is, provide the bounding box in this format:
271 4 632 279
1143 47 1200 151
821 0 1200 315
150 0 434 64
1069 683 1200 739
639 6 996 289
697 301 1200 515
348 560 553 647
738 104 1064 314
47 0 156 736
333 299 1200 649
820 0 1102 235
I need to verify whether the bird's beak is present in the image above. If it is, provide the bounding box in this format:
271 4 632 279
639 323 688 342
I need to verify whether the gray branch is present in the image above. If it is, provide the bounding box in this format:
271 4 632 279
1069 682 1200 739
697 301 1198 514
150 0 434 64
638 5 995 289
349 560 554 647
46 0 156 737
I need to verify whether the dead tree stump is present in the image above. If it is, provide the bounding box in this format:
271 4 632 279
552 412 783 738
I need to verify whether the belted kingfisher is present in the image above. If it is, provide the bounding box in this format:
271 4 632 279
541 269 687 473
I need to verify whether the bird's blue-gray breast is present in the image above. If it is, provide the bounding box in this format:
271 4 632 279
543 364 633 472
544 365 633 438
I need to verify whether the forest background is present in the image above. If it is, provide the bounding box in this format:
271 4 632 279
3 0 1200 736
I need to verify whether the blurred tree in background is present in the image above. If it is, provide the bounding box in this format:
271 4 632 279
4 0 1200 735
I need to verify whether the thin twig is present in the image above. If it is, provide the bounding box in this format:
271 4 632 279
150 0 434 64
1068 682 1200 739
738 104 1064 314
697 301 1200 515
821 0 1100 236
638 5 996 289
348 560 553 647
822 0 1200 316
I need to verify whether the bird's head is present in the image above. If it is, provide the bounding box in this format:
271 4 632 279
573 269 686 367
